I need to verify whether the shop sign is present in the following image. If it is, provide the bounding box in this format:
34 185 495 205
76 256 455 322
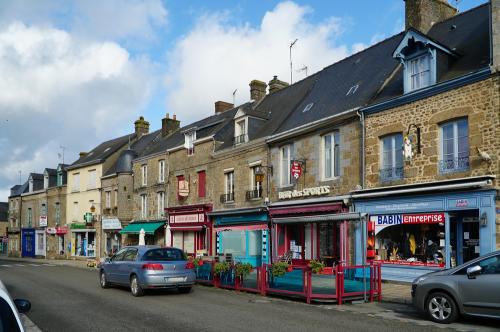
102 218 122 230
70 223 86 230
46 227 57 234
456 199 468 207
39 216 47 227
170 213 204 224
278 186 330 200
178 180 189 197
290 161 302 180
371 213 445 234
56 226 69 235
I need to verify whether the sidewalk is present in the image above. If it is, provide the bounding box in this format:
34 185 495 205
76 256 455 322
0 256 97 270
380 281 412 304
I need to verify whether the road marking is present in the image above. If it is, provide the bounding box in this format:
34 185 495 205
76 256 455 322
29 264 41 266
15 264 25 266
0 264 12 267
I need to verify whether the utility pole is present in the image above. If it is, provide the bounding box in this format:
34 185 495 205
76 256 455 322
289 39 298 84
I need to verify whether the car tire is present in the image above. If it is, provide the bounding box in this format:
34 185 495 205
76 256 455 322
100 271 109 289
130 275 144 297
178 287 192 294
426 292 458 324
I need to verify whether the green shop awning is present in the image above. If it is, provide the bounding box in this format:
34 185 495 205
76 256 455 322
120 221 165 235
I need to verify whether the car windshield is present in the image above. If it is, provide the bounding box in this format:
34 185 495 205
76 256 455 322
142 248 187 261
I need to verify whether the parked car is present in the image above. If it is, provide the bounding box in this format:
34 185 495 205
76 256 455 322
0 280 31 332
412 250 500 323
99 245 196 296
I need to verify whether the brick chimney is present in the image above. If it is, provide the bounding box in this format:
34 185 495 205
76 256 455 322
215 101 234 114
249 80 267 101
134 116 150 136
79 152 88 158
492 0 500 73
162 113 180 137
405 0 457 33
268 75 289 94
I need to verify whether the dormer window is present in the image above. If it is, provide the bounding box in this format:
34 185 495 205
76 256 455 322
184 131 196 156
408 53 432 91
234 118 248 145
29 177 33 192
44 173 49 189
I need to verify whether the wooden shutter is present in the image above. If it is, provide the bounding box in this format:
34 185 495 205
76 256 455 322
198 171 206 198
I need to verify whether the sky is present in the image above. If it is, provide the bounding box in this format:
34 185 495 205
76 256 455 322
0 0 488 201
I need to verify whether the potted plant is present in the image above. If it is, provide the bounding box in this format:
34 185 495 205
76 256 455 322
213 261 231 276
235 262 253 278
270 262 290 277
192 257 204 267
308 259 325 274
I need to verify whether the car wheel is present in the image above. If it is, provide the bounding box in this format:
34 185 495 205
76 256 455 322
100 271 109 289
178 287 192 294
130 275 144 297
426 292 458 324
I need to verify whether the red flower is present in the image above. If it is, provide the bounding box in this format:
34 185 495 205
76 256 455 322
286 266 293 272
198 260 204 266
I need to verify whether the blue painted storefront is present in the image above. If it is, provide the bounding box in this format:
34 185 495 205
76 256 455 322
354 189 497 282
21 228 36 258
212 210 270 267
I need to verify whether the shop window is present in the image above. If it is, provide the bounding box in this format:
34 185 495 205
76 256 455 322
280 144 293 186
140 194 147 219
322 132 340 180
158 160 165 183
380 133 403 182
198 171 206 198
141 165 147 186
368 214 446 267
439 118 469 173
248 230 262 256
222 231 246 257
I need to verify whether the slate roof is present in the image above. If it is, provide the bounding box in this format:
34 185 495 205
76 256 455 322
44 168 58 187
29 173 44 192
0 202 8 221
9 182 28 197
67 133 136 170
370 3 491 104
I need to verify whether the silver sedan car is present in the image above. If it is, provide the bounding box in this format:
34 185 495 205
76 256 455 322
99 245 196 296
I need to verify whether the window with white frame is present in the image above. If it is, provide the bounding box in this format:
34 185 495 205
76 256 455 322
185 131 196 156
440 118 469 173
72 173 80 192
323 132 340 179
141 165 147 186
250 166 263 198
105 191 111 209
235 118 247 144
44 173 49 189
29 178 33 192
157 191 165 218
380 133 403 181
114 189 118 208
88 169 96 189
280 144 293 186
225 171 235 202
158 160 165 183
141 194 147 219
40 203 47 216
408 53 431 91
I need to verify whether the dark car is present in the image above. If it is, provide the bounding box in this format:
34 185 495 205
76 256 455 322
99 245 196 296
412 250 500 323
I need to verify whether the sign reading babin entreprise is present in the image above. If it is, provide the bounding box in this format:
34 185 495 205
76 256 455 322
278 186 330 200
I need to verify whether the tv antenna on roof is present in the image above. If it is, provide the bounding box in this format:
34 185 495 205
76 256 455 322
232 89 237 105
297 65 308 78
453 0 462 11
289 38 298 84
59 145 66 164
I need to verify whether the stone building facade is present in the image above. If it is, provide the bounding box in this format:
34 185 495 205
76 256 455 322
7 188 24 257
45 181 68 259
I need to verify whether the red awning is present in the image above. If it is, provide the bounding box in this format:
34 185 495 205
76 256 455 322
215 224 268 232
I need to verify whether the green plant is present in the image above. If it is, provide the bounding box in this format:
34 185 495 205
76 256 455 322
270 262 290 277
308 260 325 274
213 261 230 275
235 263 253 277
192 257 203 267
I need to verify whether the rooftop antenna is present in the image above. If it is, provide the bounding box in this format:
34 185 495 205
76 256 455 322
232 89 237 105
453 0 462 12
59 145 66 164
297 65 308 78
289 38 298 84
19 170 21 184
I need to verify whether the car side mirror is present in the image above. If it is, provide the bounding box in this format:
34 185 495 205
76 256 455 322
466 265 482 279
14 299 31 313
105 257 111 263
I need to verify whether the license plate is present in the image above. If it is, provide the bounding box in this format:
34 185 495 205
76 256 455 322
166 277 186 283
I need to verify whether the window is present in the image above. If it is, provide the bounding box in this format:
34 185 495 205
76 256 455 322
225 171 235 202
157 192 165 218
380 134 403 181
29 178 33 192
249 166 263 198
88 169 96 189
123 248 138 262
28 208 32 227
177 175 185 200
185 131 196 156
105 191 111 209
55 202 60 225
408 53 431 91
235 119 247 144
478 255 500 275
280 144 293 186
158 160 165 183
72 173 80 192
114 189 118 207
143 248 187 261
141 194 147 219
141 165 147 186
40 203 47 216
57 169 63 186
323 132 340 179
44 174 49 189
198 171 206 198
439 118 469 173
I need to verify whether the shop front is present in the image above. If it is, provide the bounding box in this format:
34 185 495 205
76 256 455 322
35 229 46 257
21 228 35 257
120 221 165 246
70 223 96 258
268 198 356 267
46 226 69 257
102 218 122 256
209 207 269 266
354 186 497 282
167 204 212 256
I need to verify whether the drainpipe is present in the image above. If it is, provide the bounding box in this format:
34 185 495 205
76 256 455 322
165 151 170 247
266 143 273 264
356 110 365 189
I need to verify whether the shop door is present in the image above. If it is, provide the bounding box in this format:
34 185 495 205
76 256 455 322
22 231 35 257
461 219 479 264
35 232 46 256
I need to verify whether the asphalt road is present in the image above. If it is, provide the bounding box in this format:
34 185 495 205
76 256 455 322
0 259 497 332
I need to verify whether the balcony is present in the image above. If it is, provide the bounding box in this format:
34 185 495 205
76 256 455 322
234 134 248 145
246 189 262 200
220 193 235 204
439 156 469 174
379 166 404 182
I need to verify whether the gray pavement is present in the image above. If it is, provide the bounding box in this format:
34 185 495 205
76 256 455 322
0 258 498 332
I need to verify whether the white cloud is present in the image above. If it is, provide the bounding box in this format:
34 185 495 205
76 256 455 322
0 22 154 200
164 1 351 123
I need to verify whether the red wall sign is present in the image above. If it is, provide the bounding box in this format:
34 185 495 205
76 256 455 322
291 161 302 180
403 213 445 224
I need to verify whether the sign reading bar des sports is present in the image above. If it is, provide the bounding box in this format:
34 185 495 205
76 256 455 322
279 186 330 200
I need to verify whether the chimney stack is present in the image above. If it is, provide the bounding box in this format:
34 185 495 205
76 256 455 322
405 0 457 33
79 152 88 158
492 0 500 73
134 116 150 136
215 101 234 114
249 80 267 101
268 75 289 94
162 113 180 137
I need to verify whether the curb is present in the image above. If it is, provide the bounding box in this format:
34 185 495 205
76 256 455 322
0 256 98 270
21 313 42 332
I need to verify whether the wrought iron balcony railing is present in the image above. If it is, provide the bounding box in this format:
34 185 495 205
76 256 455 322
246 189 262 200
234 134 248 145
439 156 470 174
379 166 404 182
220 192 235 203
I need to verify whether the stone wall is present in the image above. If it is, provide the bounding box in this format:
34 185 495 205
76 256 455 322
364 76 500 188
46 185 68 259
492 0 500 73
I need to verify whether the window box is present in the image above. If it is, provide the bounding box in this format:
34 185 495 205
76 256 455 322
234 134 248 145
379 166 404 182
220 193 235 204
246 189 262 200
439 156 470 174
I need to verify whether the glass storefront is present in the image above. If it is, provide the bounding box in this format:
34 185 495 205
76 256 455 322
72 231 96 257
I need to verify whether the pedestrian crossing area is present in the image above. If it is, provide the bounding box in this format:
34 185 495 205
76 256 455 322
0 263 57 268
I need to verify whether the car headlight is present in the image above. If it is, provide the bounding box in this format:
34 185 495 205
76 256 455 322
414 276 427 285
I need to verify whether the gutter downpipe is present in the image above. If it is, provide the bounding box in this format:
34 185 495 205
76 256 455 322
356 110 365 189
356 109 367 301
266 143 273 264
